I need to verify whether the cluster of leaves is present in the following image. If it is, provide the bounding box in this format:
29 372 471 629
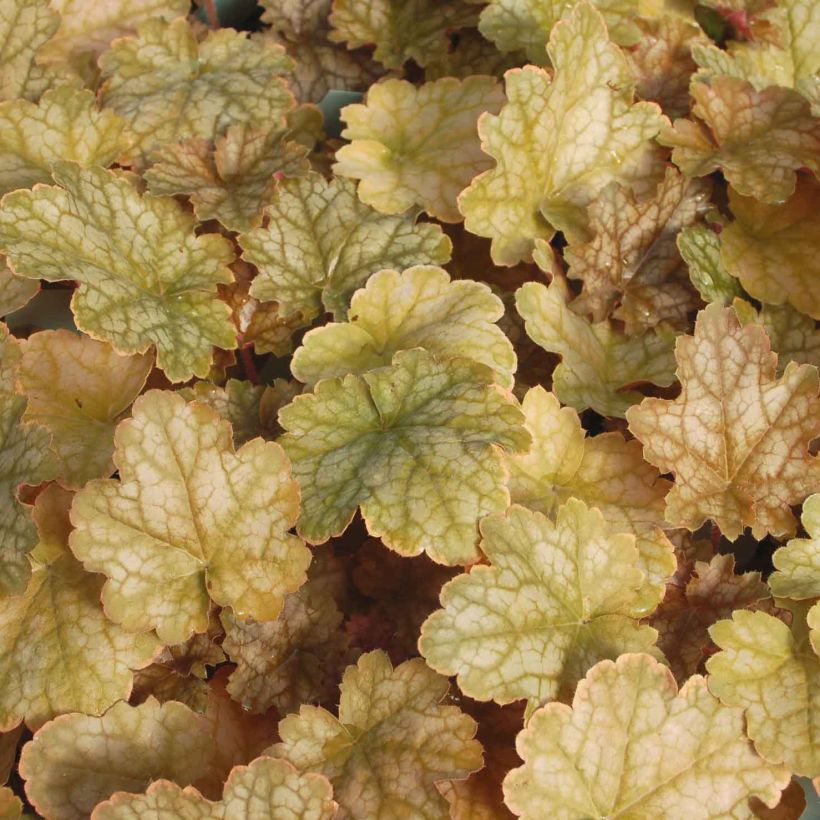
0 0 817 817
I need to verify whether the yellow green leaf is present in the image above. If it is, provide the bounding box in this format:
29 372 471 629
291 266 516 388
37 0 187 64
271 650 483 819
503 653 789 818
221 570 345 715
69 390 310 645
99 17 295 158
627 303 820 540
691 0 820 105
0 0 63 102
19 698 214 820
335 76 505 223
660 76 820 204
279 348 530 565
239 171 451 319
91 757 337 819
0 484 159 731
734 299 820 373
508 386 674 610
0 325 56 596
19 330 152 488
708 605 820 778
515 279 677 417
459 2 664 264
420 501 660 705
328 0 478 69
0 84 128 196
478 0 662 63
720 176 820 320
769 494 820 599
0 261 37 317
0 162 237 383
566 168 709 332
677 224 743 305
144 123 311 233
649 554 769 681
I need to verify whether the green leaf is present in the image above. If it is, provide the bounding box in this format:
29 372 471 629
0 162 237 383
291 265 515 388
279 348 531 565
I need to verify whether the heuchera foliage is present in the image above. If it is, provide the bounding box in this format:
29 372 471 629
0 0 817 817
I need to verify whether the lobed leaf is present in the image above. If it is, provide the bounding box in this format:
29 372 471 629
70 390 310 644
239 172 451 319
19 330 152 488
420 500 660 705
515 279 677 417
91 757 337 820
769 494 820 599
271 650 483 818
459 2 664 264
99 17 295 158
627 303 820 539
279 348 530 565
503 653 789 818
291 266 516 388
0 162 236 383
335 76 505 223
708 605 820 778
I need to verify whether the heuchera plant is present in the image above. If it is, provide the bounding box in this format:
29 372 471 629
0 0 817 817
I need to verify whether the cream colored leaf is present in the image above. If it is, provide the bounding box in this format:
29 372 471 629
0 162 236 383
0 484 159 731
503 653 789 818
566 168 709 332
627 303 820 540
280 348 530 565
99 17 295 158
708 605 820 778
19 699 214 820
38 0 187 64
627 17 707 119
69 390 310 645
0 261 37 317
660 76 820 203
19 330 151 488
508 386 674 610
677 224 743 305
649 554 769 681
769 494 820 599
328 0 478 69
459 2 664 264
221 571 344 715
0 0 63 102
0 325 56 596
91 757 337 820
145 123 310 233
420 500 659 705
271 650 483 819
335 76 505 223
721 176 820 320
515 279 677 417
239 172 451 319
478 0 661 63
291 266 515 388
0 84 128 196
